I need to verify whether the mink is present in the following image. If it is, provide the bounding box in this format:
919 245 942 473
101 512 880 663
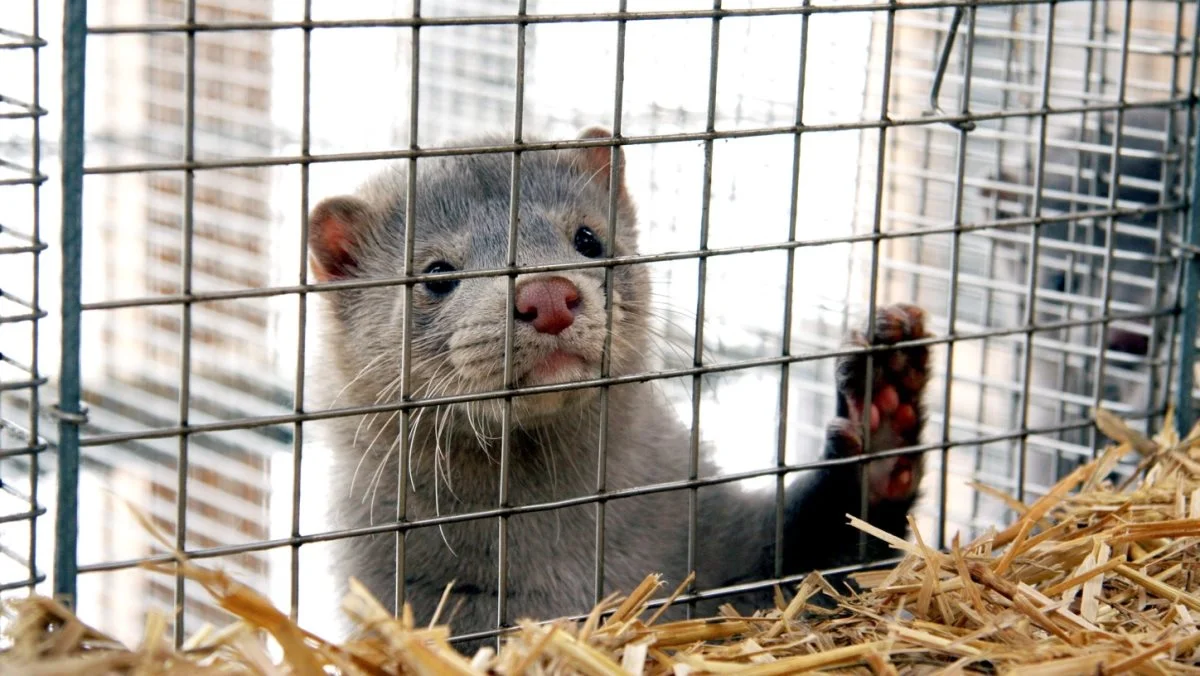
307 127 931 642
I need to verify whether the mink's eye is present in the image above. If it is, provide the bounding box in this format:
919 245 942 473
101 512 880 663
573 226 604 258
422 261 459 297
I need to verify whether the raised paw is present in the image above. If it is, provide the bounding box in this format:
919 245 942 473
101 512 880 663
826 415 921 506
831 304 931 503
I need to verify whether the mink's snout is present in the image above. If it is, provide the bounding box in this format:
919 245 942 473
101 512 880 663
514 276 581 335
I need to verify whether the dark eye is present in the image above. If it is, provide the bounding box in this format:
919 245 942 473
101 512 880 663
573 226 604 258
422 261 459 296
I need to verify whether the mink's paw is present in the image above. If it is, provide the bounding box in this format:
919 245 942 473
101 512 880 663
826 417 921 505
835 303 930 446
825 417 863 456
831 303 931 504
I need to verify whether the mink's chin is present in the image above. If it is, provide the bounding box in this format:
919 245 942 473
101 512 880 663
508 389 594 423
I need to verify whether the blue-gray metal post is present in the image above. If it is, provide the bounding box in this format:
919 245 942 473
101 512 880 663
1178 122 1200 436
54 0 87 606
1173 4 1200 439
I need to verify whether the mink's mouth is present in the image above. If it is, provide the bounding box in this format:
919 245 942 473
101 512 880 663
520 349 589 386
500 348 596 422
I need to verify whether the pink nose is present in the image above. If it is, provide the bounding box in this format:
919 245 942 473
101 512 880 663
514 277 581 335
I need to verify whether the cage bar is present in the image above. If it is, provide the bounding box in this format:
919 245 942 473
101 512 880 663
52 0 87 607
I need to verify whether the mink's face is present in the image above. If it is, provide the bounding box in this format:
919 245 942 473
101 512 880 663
312 138 652 432
405 152 649 426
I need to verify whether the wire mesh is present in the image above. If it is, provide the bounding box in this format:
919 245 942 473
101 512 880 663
0 0 1196 650
0 0 47 606
869 0 1195 540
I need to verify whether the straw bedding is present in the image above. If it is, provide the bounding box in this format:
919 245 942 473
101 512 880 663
4 408 1200 675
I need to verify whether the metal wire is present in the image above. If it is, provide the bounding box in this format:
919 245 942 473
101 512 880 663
75 99 1193 177
1014 0 1057 504
395 0 420 622
60 306 1172 451
290 0 314 624
1087 0 1135 457
773 0 812 580
934 0 975 550
78 1 1181 34
856 0 896 557
24 0 43 602
1143 0 1189 439
497 0 529 636
172 0 199 646
593 0 629 606
682 0 723 618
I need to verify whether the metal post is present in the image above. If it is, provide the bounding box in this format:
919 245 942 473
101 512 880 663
1177 116 1200 437
54 0 88 607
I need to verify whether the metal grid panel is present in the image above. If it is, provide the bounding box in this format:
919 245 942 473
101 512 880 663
0 0 1195 650
0 0 47 605
866 0 1195 543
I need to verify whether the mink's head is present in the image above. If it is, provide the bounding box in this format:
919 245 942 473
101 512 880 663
309 128 650 430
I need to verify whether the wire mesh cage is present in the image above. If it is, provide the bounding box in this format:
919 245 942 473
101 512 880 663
0 0 47 600
1 0 1199 651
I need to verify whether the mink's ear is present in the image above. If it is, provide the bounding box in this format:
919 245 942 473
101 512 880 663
574 126 628 202
308 196 377 283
